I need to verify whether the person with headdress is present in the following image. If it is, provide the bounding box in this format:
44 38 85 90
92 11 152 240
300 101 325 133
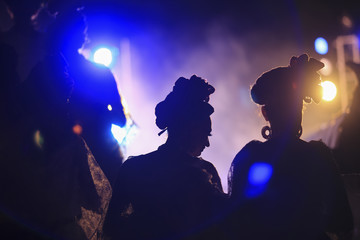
104 75 226 240
227 54 353 239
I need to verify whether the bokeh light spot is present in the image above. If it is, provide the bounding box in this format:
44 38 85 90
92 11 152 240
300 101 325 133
34 130 44 149
321 81 337 101
315 37 328 55
107 104 113 111
248 162 273 186
93 48 113 67
72 124 83 135
342 16 353 28
245 162 273 198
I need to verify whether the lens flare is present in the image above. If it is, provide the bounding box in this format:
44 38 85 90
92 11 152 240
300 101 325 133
248 163 273 186
93 48 113 67
246 162 273 198
321 81 337 101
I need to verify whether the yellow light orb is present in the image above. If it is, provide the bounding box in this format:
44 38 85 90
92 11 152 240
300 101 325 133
107 104 113 111
321 81 337 101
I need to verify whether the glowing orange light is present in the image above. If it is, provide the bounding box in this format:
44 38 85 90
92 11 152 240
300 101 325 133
73 124 83 135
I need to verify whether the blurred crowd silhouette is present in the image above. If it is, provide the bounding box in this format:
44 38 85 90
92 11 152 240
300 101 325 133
0 1 359 240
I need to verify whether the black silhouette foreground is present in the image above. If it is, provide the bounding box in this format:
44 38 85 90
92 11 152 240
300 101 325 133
104 75 227 240
227 54 353 240
335 62 360 174
46 9 127 187
0 25 111 239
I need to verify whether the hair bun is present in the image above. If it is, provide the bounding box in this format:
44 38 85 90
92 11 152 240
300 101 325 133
251 54 325 106
155 75 215 131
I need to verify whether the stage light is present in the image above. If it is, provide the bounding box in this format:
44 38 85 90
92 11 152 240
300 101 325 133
93 47 113 67
107 104 113 111
111 124 127 144
315 37 328 55
321 81 337 101
111 118 138 146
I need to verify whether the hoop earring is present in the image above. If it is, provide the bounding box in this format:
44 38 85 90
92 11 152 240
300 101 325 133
296 126 303 138
261 126 272 140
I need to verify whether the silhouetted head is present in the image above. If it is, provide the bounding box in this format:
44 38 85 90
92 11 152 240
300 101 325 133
155 75 215 156
46 9 87 55
251 54 324 138
20 56 74 121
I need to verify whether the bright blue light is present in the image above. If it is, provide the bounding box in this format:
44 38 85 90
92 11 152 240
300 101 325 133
111 118 138 147
245 162 273 198
93 47 113 67
248 163 273 186
315 37 328 55
111 124 127 144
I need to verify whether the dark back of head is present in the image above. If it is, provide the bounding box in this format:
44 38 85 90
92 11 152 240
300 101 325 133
20 56 73 119
251 54 324 133
155 75 215 136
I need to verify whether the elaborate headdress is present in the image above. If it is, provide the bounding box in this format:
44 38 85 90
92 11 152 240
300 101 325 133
251 54 324 106
155 75 215 135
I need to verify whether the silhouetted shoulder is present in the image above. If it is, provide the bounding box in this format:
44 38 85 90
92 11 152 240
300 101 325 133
198 158 223 192
199 158 219 174
304 140 337 170
233 140 263 162
122 150 160 168
308 140 332 156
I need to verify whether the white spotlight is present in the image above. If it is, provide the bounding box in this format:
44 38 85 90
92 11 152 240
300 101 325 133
93 48 113 67
321 81 337 101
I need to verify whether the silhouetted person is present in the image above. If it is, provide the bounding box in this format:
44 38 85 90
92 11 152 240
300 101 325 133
227 54 353 240
0 39 112 239
46 9 126 187
335 62 360 173
0 42 48 240
333 62 360 240
104 75 226 240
